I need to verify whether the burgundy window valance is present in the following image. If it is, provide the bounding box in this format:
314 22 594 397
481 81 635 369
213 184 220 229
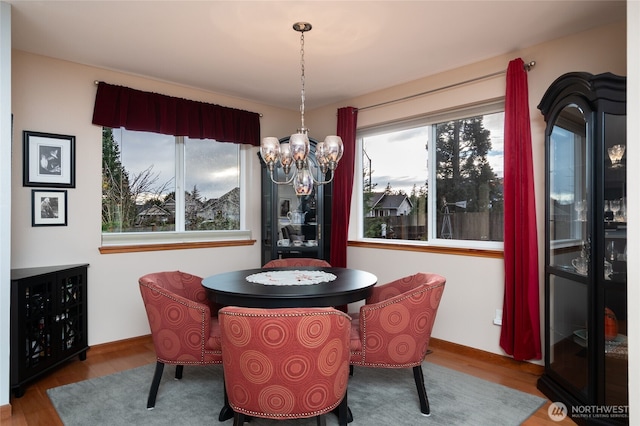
92 82 260 146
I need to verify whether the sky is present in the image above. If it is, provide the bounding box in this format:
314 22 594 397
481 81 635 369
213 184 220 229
362 112 504 196
112 128 239 201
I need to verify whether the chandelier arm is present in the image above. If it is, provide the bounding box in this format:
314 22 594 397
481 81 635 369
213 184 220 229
268 169 296 185
309 169 335 186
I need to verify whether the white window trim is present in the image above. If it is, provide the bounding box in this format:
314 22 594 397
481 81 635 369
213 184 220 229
101 141 252 248
356 99 505 251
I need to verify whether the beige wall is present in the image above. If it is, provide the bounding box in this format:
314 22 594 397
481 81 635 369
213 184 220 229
309 21 627 357
10 51 298 344
10 21 626 356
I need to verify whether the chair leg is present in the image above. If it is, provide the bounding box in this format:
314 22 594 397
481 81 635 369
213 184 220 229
147 361 165 409
219 375 234 421
349 365 354 376
316 413 327 426
175 364 184 379
233 412 245 426
338 391 349 426
412 365 430 416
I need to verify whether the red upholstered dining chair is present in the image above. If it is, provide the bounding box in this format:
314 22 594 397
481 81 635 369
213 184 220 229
263 258 331 268
138 271 223 409
349 273 446 416
219 306 351 426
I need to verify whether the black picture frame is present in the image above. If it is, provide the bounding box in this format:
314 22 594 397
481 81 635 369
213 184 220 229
32 189 67 226
23 131 76 188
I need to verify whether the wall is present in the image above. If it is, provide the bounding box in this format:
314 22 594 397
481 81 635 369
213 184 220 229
10 51 298 345
309 21 627 357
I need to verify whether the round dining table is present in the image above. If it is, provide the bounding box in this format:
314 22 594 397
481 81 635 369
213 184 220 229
202 266 378 308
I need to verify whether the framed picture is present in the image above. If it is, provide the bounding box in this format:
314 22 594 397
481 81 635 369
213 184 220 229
32 189 67 226
23 131 76 188
279 198 291 217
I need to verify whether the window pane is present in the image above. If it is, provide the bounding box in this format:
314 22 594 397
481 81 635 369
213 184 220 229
102 128 176 232
362 126 429 240
435 112 504 241
184 138 240 231
359 107 504 246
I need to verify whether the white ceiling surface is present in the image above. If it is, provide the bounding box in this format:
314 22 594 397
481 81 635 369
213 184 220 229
7 1 626 111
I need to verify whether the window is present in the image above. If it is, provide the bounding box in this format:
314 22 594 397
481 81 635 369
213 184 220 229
102 127 246 244
359 102 504 248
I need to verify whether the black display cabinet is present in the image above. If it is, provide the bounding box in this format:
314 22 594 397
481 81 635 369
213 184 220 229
259 137 332 266
537 72 627 425
10 264 89 397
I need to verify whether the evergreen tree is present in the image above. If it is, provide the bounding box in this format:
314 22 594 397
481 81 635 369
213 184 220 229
435 116 498 213
101 128 133 231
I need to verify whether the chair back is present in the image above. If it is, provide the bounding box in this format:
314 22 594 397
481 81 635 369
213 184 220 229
354 273 446 367
139 270 209 305
219 306 351 420
263 258 331 268
139 271 221 364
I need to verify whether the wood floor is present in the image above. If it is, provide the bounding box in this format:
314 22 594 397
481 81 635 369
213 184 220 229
3 336 576 425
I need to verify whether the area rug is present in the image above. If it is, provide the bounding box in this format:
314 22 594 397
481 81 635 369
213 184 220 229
47 361 545 425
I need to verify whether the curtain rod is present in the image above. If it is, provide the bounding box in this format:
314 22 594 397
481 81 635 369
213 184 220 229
358 60 536 112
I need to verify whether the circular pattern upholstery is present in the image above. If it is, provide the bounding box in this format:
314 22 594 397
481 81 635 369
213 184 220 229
351 273 446 368
139 271 223 365
220 307 350 419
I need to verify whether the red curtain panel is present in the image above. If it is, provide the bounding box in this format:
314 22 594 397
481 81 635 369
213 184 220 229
330 107 358 267
92 82 260 146
500 58 542 361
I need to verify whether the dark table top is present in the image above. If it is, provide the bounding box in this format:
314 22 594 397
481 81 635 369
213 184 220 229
202 266 377 308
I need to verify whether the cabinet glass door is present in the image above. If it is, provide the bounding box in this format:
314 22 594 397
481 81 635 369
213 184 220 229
547 104 590 397
548 104 590 271
602 112 627 406
275 167 320 255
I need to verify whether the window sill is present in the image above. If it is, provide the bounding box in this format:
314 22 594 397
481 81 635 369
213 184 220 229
348 240 503 259
99 239 256 254
99 230 255 254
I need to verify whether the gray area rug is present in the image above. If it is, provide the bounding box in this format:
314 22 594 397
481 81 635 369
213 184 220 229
47 361 545 425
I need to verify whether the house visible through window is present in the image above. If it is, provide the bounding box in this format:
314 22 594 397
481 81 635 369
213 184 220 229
360 101 504 248
102 127 240 234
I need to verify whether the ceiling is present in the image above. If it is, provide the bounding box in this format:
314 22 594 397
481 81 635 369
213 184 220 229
7 1 626 111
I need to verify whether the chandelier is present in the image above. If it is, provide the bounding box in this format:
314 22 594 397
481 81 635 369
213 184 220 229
260 22 344 196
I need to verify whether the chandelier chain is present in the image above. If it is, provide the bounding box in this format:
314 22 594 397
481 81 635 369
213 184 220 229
299 31 306 132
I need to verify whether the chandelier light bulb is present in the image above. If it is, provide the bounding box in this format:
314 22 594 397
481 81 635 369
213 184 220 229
294 167 314 196
279 143 293 173
289 133 310 164
323 135 344 166
260 137 280 167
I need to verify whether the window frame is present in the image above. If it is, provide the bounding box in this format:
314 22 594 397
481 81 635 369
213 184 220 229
100 129 253 251
356 99 505 251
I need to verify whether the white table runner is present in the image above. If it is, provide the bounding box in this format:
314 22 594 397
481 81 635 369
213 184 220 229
246 270 337 286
